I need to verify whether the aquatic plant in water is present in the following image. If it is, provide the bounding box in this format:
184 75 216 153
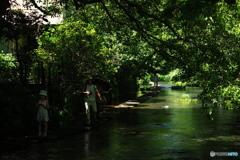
178 94 198 102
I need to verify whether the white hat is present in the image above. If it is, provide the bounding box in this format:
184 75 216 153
39 90 47 97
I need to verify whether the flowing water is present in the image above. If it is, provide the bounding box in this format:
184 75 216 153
20 87 240 160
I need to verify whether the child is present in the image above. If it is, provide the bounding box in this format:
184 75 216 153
36 90 49 137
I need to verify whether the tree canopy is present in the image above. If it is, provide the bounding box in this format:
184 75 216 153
1 0 240 108
1 0 239 137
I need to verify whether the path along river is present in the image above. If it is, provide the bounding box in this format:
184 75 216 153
20 87 240 160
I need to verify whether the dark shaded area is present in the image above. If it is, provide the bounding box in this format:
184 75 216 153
0 91 159 159
0 0 10 14
2 88 240 159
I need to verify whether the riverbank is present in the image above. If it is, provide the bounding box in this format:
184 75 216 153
1 90 160 159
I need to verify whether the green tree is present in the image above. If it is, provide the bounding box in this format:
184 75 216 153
29 0 240 107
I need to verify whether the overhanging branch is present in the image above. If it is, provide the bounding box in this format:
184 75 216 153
100 1 125 25
122 0 186 41
29 0 50 15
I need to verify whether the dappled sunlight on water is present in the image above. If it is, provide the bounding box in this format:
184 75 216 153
135 87 202 109
23 87 240 160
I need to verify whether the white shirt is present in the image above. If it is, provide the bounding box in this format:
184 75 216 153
85 84 97 101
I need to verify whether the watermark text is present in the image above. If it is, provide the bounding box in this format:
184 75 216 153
210 151 238 157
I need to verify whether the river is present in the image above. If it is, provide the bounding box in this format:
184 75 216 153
19 87 240 160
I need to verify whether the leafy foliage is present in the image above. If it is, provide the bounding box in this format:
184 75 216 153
0 0 239 135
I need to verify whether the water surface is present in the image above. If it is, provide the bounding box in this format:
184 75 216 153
24 87 240 160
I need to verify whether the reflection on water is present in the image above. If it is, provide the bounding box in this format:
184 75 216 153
24 87 240 160
135 87 202 110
